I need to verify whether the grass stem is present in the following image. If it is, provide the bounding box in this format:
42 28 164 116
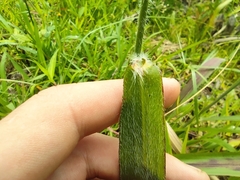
135 0 149 56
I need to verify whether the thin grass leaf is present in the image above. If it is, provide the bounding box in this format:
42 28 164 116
18 0 34 37
71 17 134 64
33 23 46 67
0 14 13 33
0 79 34 85
228 6 240 16
182 125 190 154
208 0 233 27
200 78 240 116
8 55 29 80
17 45 37 55
82 42 93 67
0 40 17 46
0 99 12 118
192 69 200 125
178 126 240 134
164 39 207 60
201 115 240 122
0 51 8 94
23 0 34 24
167 57 224 113
19 0 46 66
176 152 240 177
28 74 46 82
32 61 49 79
203 138 237 152
48 49 59 83
182 57 224 101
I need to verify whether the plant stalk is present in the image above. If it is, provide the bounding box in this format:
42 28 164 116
135 0 149 55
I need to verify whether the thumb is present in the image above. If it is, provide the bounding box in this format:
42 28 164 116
166 154 210 180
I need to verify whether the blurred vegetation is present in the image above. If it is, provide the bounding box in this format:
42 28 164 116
0 0 240 178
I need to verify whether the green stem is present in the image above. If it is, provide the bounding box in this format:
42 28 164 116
23 0 34 24
135 0 149 56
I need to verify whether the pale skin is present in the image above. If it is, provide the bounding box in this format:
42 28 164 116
0 79 210 180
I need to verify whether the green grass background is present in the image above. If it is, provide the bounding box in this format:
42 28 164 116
0 0 240 178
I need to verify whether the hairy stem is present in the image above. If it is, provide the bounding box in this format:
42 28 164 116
135 0 149 55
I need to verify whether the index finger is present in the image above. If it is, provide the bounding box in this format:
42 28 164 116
0 78 180 180
35 78 179 138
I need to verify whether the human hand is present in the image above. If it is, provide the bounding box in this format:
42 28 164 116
0 79 209 180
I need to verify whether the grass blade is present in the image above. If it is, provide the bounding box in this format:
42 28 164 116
180 57 225 102
0 14 13 33
176 152 240 177
0 50 8 99
201 115 240 122
8 55 29 80
167 56 224 113
48 49 59 83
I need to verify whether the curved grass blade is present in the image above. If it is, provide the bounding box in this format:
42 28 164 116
176 152 240 177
